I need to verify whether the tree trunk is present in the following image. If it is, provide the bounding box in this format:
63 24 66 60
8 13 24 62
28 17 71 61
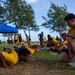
23 29 29 43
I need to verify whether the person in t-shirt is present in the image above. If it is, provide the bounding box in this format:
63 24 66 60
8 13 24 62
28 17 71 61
38 32 44 47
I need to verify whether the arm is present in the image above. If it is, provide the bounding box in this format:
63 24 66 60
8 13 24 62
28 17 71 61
5 46 14 52
38 34 40 38
0 52 8 68
65 33 75 39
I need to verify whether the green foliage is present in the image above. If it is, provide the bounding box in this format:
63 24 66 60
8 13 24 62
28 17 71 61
0 0 39 31
0 5 6 24
0 44 75 72
42 2 69 35
31 50 75 71
31 50 60 61
0 0 39 41
0 44 14 51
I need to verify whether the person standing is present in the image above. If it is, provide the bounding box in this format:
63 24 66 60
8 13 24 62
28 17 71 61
14 33 19 44
19 34 22 44
38 32 44 47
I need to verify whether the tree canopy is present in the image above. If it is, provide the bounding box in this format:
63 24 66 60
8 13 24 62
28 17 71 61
41 2 69 36
0 0 39 41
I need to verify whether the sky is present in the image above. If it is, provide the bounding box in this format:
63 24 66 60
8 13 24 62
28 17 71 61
21 0 75 41
1 0 75 41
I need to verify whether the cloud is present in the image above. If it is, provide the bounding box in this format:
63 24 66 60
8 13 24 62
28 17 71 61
26 0 38 3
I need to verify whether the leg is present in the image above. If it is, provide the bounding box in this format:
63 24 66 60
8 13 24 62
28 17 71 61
68 37 75 54
59 52 71 62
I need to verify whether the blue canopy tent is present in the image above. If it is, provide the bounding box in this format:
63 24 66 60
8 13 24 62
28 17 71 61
0 24 18 33
0 24 18 42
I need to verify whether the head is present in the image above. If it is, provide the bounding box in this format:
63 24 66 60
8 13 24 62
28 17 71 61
31 45 40 52
18 47 30 62
61 33 66 40
19 54 30 62
56 36 58 38
47 34 50 39
64 13 75 28
19 34 21 36
41 32 43 34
